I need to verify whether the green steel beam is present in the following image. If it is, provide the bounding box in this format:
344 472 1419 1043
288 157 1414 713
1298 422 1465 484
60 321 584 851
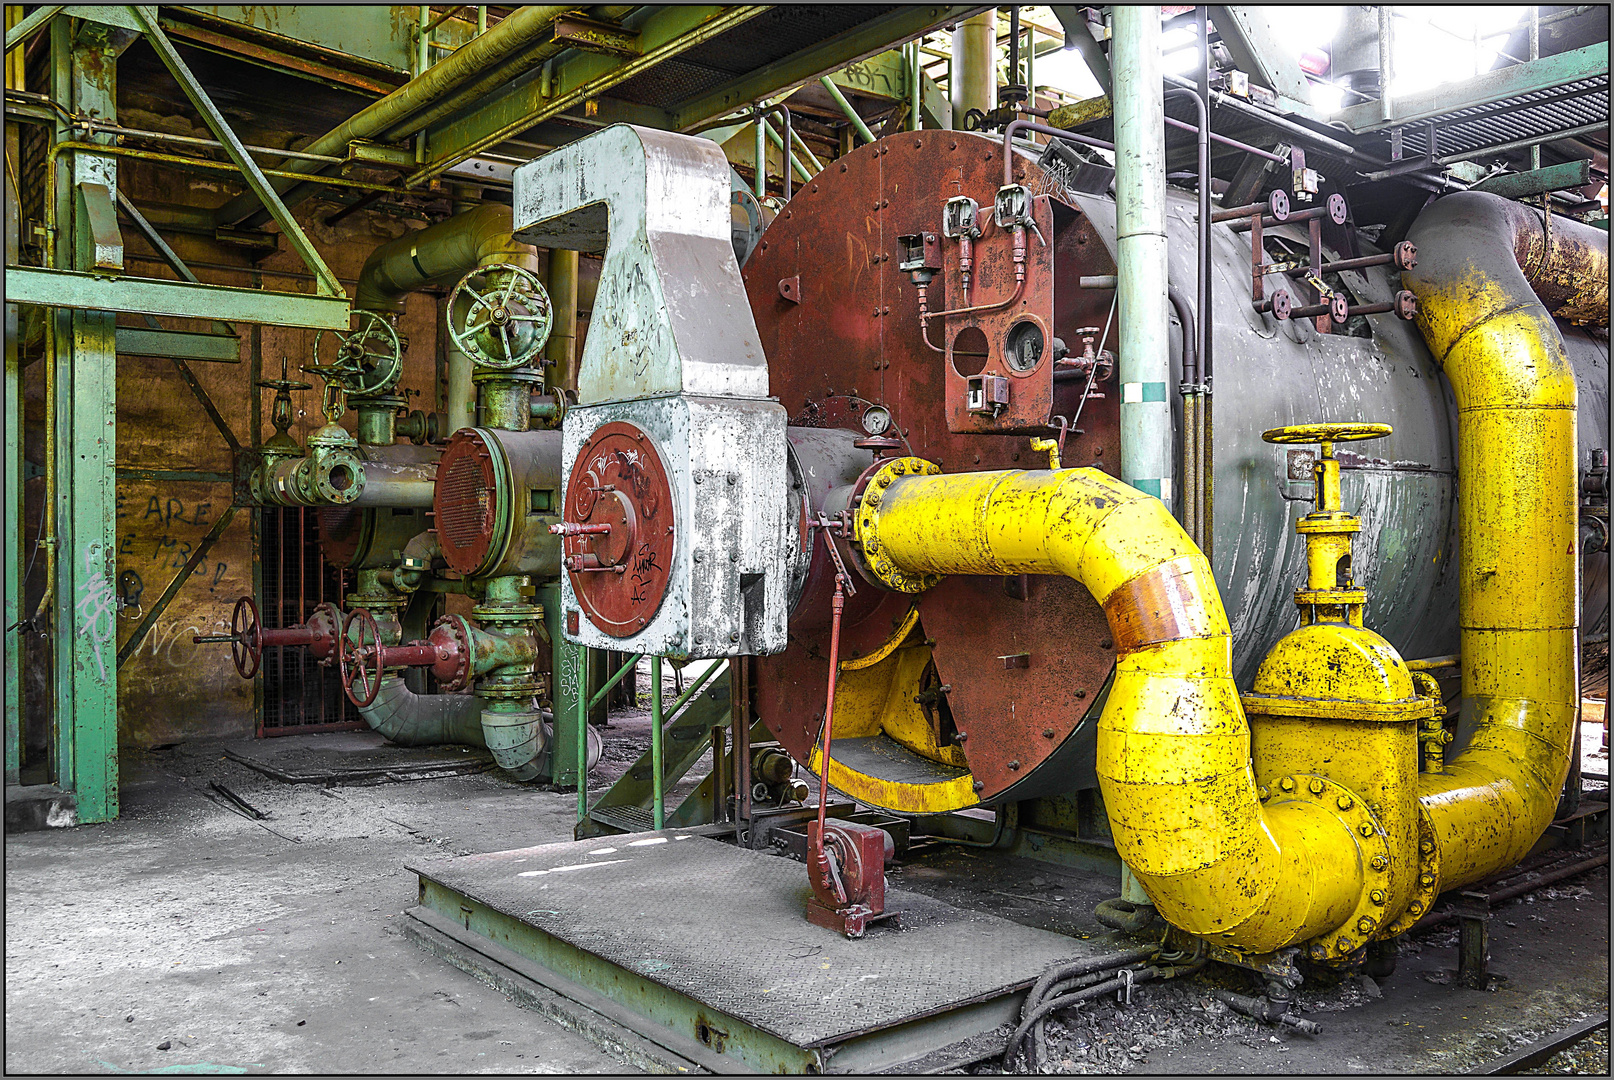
128 6 345 297
115 190 236 339
115 505 237 670
1471 158 1595 199
668 5 988 130
1337 43 1610 134
114 326 242 363
4 4 63 52
819 76 877 143
415 5 766 187
5 266 352 329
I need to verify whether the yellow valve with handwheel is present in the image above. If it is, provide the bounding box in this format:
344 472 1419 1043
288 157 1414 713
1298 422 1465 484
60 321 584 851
1262 422 1391 622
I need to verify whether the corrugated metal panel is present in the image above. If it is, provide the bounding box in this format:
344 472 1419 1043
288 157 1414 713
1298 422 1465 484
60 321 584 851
1388 76 1608 157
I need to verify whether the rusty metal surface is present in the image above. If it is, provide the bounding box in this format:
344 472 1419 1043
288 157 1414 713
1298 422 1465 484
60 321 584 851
563 421 677 638
747 132 1121 797
434 429 501 576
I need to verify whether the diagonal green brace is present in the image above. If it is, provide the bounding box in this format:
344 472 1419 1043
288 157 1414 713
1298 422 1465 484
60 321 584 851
127 5 345 298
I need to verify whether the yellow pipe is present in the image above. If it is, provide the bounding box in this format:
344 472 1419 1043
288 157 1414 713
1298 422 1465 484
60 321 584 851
1403 191 1601 891
861 464 1372 952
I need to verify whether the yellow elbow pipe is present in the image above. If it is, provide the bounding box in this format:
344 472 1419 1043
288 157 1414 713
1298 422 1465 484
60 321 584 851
860 464 1376 953
1403 192 1600 891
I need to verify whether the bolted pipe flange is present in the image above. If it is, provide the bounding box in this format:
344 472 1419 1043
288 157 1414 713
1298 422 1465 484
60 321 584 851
1271 772 1391 964
1379 802 1441 937
851 456 944 594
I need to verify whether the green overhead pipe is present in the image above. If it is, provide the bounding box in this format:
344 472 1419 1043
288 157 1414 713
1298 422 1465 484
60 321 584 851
1112 6 1173 513
213 4 575 227
819 76 877 144
754 118 767 196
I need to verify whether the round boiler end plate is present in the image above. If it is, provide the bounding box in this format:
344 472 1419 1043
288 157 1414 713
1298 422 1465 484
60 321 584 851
565 422 676 638
435 429 502 576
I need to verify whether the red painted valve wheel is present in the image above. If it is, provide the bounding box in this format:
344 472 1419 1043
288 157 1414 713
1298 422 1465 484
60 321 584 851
340 608 385 708
231 595 263 679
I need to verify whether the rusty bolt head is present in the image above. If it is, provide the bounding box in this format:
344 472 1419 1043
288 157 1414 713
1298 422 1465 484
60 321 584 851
1008 759 1020 771
1279 777 1296 793
1357 917 1375 934
1394 289 1418 320
1372 855 1390 872
892 461 907 475
1370 889 1386 905
1308 778 1325 795
1042 728 1055 739
1337 794 1354 811
1075 689 1087 699
1393 241 1417 271
1336 937 1353 954
972 780 984 792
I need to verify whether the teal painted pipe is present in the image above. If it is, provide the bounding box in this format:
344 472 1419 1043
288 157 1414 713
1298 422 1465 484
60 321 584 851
1112 6 1173 513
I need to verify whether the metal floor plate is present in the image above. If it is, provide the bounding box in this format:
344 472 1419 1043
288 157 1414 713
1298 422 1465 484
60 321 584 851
412 832 1106 1049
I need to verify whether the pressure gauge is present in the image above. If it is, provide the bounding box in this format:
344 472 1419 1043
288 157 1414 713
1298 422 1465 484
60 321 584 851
861 405 892 436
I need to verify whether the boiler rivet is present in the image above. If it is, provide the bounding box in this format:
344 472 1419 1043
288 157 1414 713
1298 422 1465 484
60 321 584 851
972 780 984 791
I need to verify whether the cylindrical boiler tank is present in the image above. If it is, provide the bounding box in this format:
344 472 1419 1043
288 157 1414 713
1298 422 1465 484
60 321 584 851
742 129 1609 812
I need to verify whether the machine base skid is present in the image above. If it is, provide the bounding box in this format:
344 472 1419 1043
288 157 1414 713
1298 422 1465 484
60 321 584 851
408 832 1112 1073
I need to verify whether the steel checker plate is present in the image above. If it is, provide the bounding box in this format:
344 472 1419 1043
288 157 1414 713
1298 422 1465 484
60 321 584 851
412 834 1104 1047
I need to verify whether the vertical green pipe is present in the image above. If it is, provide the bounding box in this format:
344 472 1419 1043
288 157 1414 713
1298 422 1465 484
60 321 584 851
753 118 766 197
950 10 996 123
3 162 20 785
477 5 487 35
910 42 922 130
650 656 665 828
1112 6 1173 515
759 118 807 183
1025 24 1034 104
576 640 588 822
819 76 877 145
416 6 430 76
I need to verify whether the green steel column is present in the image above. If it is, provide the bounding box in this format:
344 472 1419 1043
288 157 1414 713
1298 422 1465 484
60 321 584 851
1112 6 1173 514
540 582 583 788
650 655 664 829
3 165 19 786
51 15 126 821
576 636 588 822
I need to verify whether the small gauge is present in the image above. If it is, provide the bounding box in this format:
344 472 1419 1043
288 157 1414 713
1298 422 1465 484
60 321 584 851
861 405 892 435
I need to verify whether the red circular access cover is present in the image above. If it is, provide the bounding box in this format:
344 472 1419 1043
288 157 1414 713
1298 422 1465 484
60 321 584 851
564 422 676 638
435 429 501 575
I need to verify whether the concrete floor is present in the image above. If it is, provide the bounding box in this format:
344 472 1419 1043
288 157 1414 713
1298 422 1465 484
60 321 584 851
4 720 1608 1075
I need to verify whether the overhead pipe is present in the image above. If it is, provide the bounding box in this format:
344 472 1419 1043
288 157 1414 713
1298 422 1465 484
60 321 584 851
1402 191 1604 891
1112 6 1173 512
359 676 487 748
951 10 997 127
857 465 1367 952
354 202 539 314
214 4 576 227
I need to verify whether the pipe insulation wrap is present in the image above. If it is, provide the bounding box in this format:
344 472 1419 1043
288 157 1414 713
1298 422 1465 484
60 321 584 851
355 203 540 314
1403 191 1601 892
1111 6 1173 510
359 676 486 748
868 466 1368 951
